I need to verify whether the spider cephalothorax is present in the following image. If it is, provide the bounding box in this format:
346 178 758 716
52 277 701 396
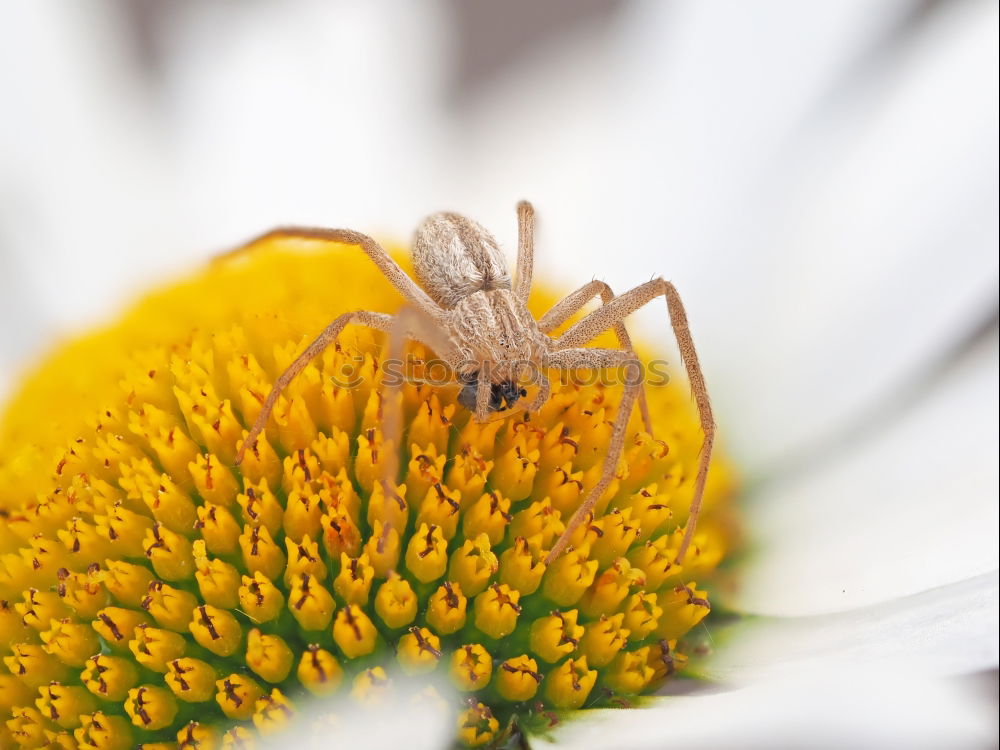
233 202 715 564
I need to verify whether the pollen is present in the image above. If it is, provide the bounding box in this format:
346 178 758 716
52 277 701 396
0 238 737 746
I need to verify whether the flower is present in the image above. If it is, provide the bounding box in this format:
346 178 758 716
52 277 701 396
1 3 995 747
0 239 737 747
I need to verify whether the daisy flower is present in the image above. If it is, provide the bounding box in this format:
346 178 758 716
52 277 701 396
0 1 995 747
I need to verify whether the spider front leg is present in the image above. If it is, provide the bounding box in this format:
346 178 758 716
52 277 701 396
538 280 652 434
542 347 643 564
552 278 715 565
235 311 395 465
474 367 493 422
514 200 535 302
526 370 551 413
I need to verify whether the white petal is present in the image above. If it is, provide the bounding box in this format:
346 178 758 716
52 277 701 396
0 2 452 371
733 331 998 615
536 665 996 750
452 0 998 471
540 572 998 748
157 1 452 247
0 3 174 334
711 571 999 682
725 0 1000 472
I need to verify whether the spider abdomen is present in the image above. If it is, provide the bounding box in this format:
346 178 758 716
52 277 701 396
412 212 512 308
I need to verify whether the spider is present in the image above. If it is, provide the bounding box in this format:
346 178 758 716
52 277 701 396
231 202 714 565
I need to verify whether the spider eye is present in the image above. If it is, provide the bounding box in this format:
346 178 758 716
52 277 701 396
497 381 525 411
456 376 524 414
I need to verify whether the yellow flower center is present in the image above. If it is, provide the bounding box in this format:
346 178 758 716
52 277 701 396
0 238 737 747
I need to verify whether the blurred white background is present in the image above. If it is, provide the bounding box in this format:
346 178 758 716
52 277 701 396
0 1 997 745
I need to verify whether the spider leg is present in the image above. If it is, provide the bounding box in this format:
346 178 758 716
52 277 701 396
542 347 641 564
474 367 492 422
235 310 393 465
526 370 551 412
379 305 458 490
538 279 652 433
514 201 535 303
548 279 714 565
216 226 443 320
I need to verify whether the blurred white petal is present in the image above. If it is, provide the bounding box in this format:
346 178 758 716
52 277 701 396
158 1 451 247
452 0 998 473
0 1 453 358
0 2 174 335
259 674 456 750
713 571 999 682
730 0 999 473
538 665 995 750
735 327 997 615
544 569 998 748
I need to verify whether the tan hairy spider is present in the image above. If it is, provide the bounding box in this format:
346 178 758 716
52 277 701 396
232 201 714 565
